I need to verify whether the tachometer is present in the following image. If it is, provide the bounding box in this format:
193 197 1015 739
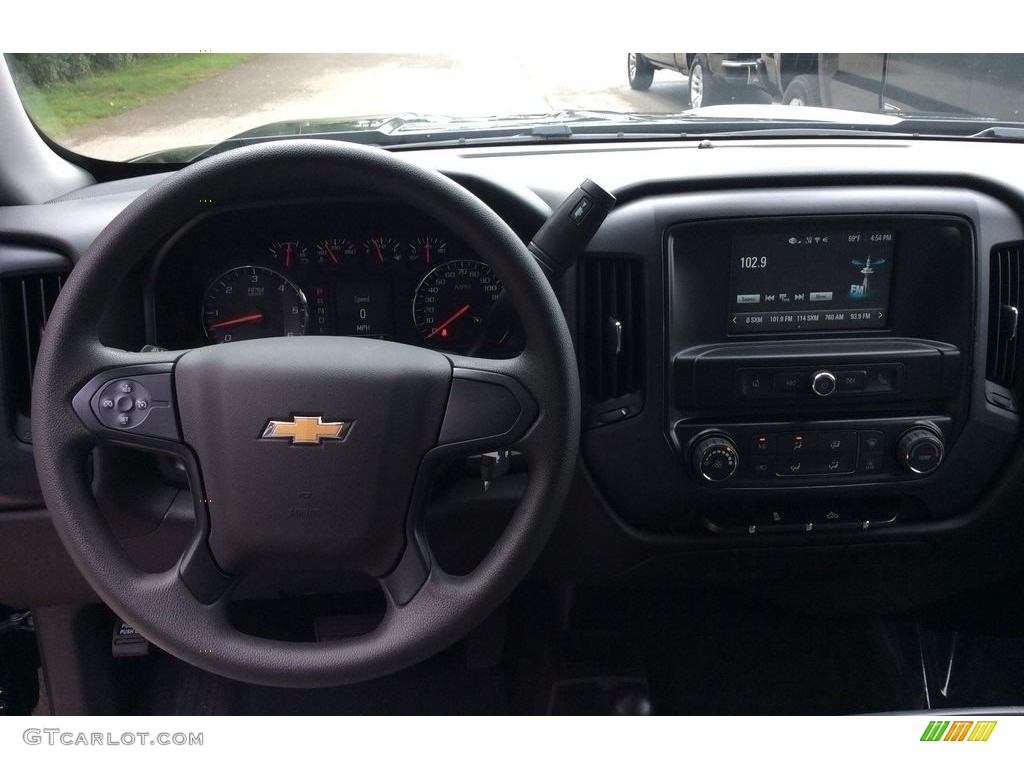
202 266 308 344
412 259 502 350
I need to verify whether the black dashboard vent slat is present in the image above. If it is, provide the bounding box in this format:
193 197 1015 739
1 271 66 440
582 257 644 424
986 243 1023 409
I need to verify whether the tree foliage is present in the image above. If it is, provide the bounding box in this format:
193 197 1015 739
6 54 154 87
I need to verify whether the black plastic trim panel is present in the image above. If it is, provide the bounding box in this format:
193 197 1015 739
0 243 72 509
580 185 1022 538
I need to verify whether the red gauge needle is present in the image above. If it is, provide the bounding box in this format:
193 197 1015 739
323 241 338 264
372 240 385 264
208 311 264 330
284 243 292 268
426 303 471 339
423 239 432 264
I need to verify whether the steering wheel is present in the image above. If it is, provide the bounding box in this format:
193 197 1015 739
31 140 580 687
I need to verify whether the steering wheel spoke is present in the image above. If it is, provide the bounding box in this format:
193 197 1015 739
436 359 539 452
70 348 187 452
380 528 432 607
377 351 542 608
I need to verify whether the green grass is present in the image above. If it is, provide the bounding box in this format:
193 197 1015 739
17 54 258 137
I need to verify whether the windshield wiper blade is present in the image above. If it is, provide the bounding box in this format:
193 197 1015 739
969 125 1024 141
164 110 1024 165
181 110 659 161
676 126 921 140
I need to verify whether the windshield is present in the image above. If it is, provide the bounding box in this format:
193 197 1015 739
5 53 1024 162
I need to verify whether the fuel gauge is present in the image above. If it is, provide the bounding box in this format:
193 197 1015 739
363 237 402 272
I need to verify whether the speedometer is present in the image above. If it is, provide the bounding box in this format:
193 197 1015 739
202 266 308 344
412 259 502 350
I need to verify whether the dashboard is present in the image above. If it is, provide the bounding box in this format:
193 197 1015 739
149 201 521 355
584 186 1019 541
3 138 1024 616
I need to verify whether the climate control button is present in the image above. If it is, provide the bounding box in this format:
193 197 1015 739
897 427 945 475
692 435 739 483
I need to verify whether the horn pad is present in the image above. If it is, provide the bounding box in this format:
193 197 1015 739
174 336 452 575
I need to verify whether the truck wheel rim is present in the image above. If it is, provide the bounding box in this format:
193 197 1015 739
690 65 704 107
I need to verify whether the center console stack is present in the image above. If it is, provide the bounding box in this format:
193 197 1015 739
667 214 982 532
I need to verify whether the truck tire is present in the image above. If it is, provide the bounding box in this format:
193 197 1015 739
783 74 821 107
689 54 722 108
628 54 654 91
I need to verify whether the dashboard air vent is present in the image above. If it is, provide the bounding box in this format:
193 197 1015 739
986 243 1023 411
1 272 66 441
582 256 643 426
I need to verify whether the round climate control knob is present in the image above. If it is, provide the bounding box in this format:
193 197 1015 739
692 435 739 483
897 428 945 475
811 370 838 397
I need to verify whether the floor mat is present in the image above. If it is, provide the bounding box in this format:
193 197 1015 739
637 590 912 715
143 643 508 716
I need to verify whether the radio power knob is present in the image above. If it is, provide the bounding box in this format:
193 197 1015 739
811 370 838 397
897 428 945 475
692 435 739 483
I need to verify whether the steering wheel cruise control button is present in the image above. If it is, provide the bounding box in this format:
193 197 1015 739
77 369 181 443
94 380 153 429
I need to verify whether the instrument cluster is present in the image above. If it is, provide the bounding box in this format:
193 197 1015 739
149 201 521 355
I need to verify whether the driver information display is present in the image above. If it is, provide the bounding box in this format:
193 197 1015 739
728 228 895 334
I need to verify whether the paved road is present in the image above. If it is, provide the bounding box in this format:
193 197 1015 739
65 53 701 160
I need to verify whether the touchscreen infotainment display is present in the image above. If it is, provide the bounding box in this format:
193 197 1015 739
728 228 895 334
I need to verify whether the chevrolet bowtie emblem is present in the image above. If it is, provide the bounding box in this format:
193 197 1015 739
261 416 352 445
